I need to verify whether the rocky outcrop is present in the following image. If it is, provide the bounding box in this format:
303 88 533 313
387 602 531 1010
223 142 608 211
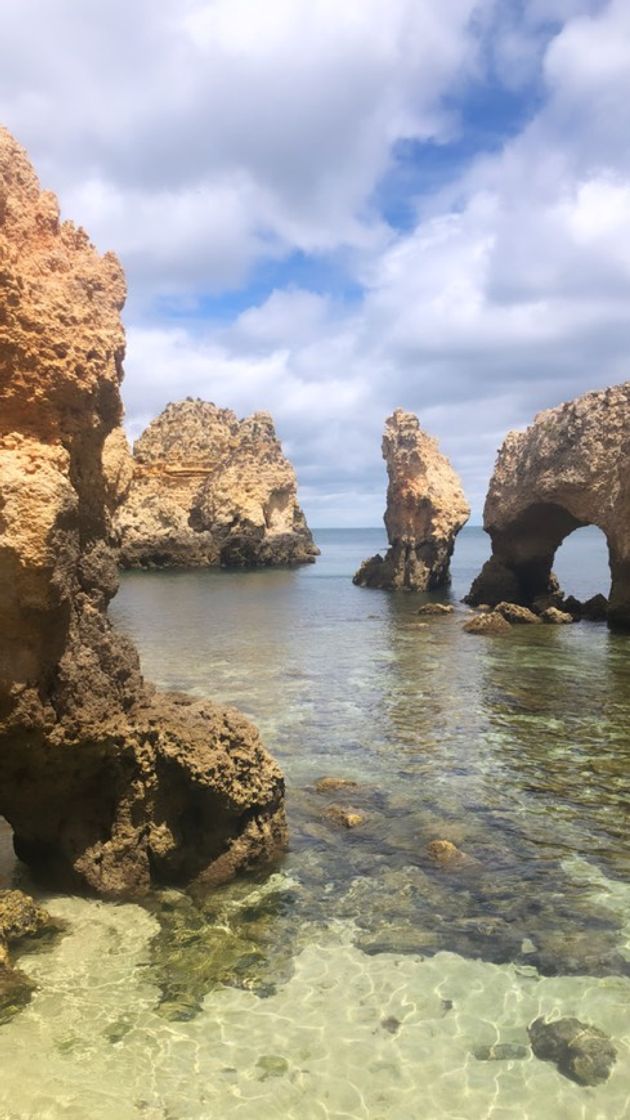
466 383 630 629
115 400 318 569
353 410 469 590
0 127 286 896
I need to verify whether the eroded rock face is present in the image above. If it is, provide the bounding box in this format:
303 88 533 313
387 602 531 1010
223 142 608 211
0 127 286 896
353 410 469 591
115 399 318 569
466 383 630 629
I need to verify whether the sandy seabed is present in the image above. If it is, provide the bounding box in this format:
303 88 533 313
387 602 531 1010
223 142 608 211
1 862 629 1120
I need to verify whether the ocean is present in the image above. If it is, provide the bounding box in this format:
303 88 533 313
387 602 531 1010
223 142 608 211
1 526 628 1119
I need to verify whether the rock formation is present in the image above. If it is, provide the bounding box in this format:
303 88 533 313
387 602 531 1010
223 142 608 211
466 383 630 629
0 127 287 896
353 410 470 590
115 400 318 568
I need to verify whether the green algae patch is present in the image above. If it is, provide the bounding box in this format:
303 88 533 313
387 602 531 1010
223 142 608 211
147 877 300 1020
103 1014 135 1044
0 964 36 1025
256 1055 289 1080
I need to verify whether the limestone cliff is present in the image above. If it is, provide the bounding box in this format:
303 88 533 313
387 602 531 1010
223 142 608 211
115 400 318 568
0 127 287 896
354 410 470 590
466 382 630 629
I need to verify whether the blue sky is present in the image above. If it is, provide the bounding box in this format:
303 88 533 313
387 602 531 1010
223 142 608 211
1 0 628 525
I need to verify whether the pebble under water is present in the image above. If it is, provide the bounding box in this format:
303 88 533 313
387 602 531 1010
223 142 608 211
1 526 629 1119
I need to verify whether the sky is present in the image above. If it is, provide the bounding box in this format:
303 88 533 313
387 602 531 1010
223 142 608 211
1 0 629 525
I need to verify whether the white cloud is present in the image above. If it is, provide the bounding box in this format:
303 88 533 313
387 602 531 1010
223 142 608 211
2 1 630 526
0 0 484 301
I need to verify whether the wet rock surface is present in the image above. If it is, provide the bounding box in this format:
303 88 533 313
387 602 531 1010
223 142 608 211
115 399 318 569
495 602 541 625
417 603 454 615
0 127 287 896
463 612 512 635
528 1016 617 1086
354 410 469 591
541 606 574 624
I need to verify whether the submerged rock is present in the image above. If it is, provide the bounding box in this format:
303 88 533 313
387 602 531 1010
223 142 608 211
115 400 318 569
417 603 454 615
148 878 300 1019
0 127 286 896
0 965 35 1026
528 1016 617 1086
426 840 475 868
354 410 469 591
314 777 359 793
473 1042 530 1062
466 382 630 630
325 805 365 829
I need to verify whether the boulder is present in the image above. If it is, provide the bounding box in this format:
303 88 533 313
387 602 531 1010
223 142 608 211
541 607 574 624
466 383 630 630
417 603 454 615
325 806 365 829
528 1016 617 1086
495 602 541 625
314 777 359 793
0 890 55 947
463 612 512 636
426 839 475 868
354 410 469 590
115 400 318 569
582 593 609 622
0 127 287 896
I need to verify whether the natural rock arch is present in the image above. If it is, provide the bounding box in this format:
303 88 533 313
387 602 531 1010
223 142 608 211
466 383 630 629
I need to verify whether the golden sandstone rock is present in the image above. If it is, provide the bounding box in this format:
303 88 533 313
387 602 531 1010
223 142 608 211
115 399 318 568
0 127 287 896
354 409 469 591
466 383 630 629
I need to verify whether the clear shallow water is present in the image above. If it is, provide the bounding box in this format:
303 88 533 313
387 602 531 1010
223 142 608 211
2 526 630 1119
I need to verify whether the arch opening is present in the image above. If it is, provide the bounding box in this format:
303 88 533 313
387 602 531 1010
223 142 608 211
553 525 611 604
466 502 614 621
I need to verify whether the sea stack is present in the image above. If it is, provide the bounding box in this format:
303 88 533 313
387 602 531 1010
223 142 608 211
0 127 287 896
466 382 630 629
115 399 318 568
353 409 470 590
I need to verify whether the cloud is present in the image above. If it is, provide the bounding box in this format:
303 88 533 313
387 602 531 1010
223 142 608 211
0 0 484 301
2 1 629 525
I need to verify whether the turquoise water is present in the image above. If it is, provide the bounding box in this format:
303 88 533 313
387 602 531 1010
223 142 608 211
1 525 629 1119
